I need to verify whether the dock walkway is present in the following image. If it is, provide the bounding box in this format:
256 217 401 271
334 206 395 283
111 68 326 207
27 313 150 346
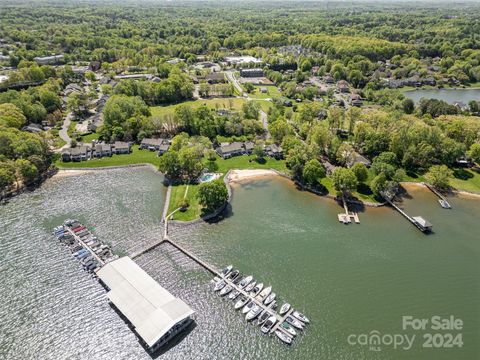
382 194 432 232
423 183 451 209
66 227 105 266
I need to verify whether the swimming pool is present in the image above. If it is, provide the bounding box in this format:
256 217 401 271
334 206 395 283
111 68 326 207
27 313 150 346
199 173 216 182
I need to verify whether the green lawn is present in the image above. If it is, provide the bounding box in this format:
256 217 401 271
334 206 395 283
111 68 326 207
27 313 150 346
80 132 100 142
150 98 246 117
55 145 161 168
167 184 202 221
449 168 480 193
248 85 282 100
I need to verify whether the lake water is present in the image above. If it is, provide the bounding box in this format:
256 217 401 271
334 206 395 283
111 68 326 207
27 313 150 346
0 168 478 359
403 88 480 104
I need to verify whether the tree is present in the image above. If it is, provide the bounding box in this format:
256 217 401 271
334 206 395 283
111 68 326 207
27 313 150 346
242 101 260 119
469 100 479 113
370 172 387 197
159 151 181 179
197 180 228 212
15 159 38 185
330 167 358 196
468 143 480 164
0 166 15 194
425 165 453 190
302 159 325 186
351 162 368 182
243 82 255 93
402 98 414 114
253 145 265 162
0 103 26 129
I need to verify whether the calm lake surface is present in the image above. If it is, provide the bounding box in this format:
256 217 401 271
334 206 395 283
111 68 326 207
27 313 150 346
0 168 478 360
403 88 480 104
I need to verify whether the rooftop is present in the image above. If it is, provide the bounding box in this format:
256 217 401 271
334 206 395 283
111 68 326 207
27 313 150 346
97 257 194 348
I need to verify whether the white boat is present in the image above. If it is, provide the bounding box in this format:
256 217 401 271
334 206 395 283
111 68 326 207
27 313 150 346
292 310 310 324
279 303 291 315
275 329 293 344
285 315 304 330
214 279 226 291
245 305 262 321
257 310 271 325
251 283 264 296
257 286 271 300
228 290 240 300
228 269 240 281
221 265 233 277
261 316 277 334
238 275 253 289
244 281 256 292
281 322 297 337
234 295 249 310
219 285 232 296
263 292 276 305
242 301 255 314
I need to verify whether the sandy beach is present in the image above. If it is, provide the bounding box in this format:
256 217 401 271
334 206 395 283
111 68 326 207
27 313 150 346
227 169 279 183
53 169 95 178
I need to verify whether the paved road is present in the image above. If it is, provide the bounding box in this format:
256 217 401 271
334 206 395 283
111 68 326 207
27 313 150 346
59 112 73 149
225 70 244 95
259 109 271 139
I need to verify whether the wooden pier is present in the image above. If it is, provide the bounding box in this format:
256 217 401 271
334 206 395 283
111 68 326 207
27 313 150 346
423 182 451 209
66 227 105 266
218 273 302 338
382 194 432 233
338 197 360 224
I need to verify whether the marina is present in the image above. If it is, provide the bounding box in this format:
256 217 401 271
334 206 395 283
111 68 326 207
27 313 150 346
212 265 309 345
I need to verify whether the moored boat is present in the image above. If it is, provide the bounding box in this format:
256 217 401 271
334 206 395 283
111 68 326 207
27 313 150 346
263 292 276 305
242 301 255 314
281 322 297 337
228 269 240 281
228 290 240 300
257 311 271 325
244 281 256 292
275 329 293 344
245 305 262 321
285 315 304 330
279 303 291 315
256 286 271 300
251 283 263 296
292 310 310 324
221 265 233 277
214 279 226 291
234 295 249 310
261 316 277 334
238 275 253 289
219 285 232 296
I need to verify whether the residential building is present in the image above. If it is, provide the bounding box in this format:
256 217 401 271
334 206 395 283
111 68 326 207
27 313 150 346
33 54 64 65
337 80 350 93
140 138 170 151
94 143 112 158
205 72 226 84
264 144 283 159
240 68 264 78
216 142 245 159
113 141 131 154
346 152 371 168
158 143 170 155
349 93 363 107
61 146 91 162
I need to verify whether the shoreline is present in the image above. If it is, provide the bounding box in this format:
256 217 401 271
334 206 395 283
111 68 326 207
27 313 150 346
401 181 480 200
227 169 281 183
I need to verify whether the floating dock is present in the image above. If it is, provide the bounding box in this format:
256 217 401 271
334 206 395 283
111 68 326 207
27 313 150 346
423 183 452 209
213 268 309 345
338 198 360 224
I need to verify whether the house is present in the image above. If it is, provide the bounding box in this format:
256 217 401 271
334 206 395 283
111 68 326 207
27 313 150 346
240 68 264 78
61 146 91 162
89 61 101 72
346 152 371 168
336 80 349 93
324 75 334 84
205 72 226 84
33 54 64 65
22 123 43 133
64 83 83 96
264 144 283 159
453 101 469 111
140 138 171 151
412 216 432 232
455 156 473 168
349 93 363 107
244 141 255 154
259 87 268 93
158 143 170 155
216 142 245 159
94 143 112 158
113 141 131 154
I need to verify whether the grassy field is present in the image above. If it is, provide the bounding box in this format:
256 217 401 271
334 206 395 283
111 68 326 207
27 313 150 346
449 167 480 193
150 98 246 117
248 85 282 100
55 145 161 168
80 132 100 142
167 184 202 221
